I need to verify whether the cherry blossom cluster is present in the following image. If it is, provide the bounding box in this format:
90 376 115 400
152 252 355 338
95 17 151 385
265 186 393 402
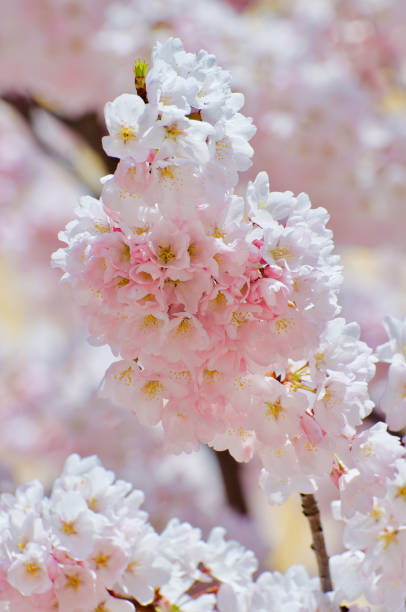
259 317 376 504
52 39 379 500
306 328 406 611
0 453 363 612
331 452 406 611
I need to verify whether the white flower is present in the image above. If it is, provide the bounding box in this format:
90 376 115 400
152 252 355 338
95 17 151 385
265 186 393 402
121 527 169 605
156 111 214 165
388 458 406 523
330 551 365 603
94 595 134 612
217 582 252 612
5 508 48 556
88 537 128 587
54 564 97 612
7 543 52 596
246 172 297 225
203 527 257 587
376 315 406 362
159 519 205 600
146 58 197 115
380 354 406 431
50 491 97 558
102 94 159 161
207 114 255 190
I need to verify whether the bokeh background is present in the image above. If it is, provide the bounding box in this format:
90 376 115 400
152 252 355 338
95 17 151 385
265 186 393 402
1 0 406 581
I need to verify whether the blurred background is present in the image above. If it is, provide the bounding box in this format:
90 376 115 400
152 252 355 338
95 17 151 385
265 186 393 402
1 0 406 580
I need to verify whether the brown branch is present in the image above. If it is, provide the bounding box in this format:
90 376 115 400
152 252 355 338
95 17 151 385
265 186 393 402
109 576 222 610
107 589 153 610
300 493 333 593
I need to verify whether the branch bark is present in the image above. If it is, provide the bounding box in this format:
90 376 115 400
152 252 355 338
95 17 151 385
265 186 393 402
108 589 154 610
300 492 333 593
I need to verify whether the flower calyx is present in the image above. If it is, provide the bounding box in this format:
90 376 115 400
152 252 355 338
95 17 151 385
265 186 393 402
134 58 148 103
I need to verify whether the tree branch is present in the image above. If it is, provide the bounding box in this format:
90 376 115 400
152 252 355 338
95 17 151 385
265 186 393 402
108 589 153 610
300 493 349 610
300 493 333 593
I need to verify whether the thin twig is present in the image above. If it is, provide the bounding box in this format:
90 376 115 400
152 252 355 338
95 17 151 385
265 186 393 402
300 494 349 611
300 493 333 593
108 589 154 610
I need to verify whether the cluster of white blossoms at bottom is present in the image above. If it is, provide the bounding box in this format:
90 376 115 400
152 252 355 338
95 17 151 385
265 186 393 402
331 454 406 611
0 454 365 612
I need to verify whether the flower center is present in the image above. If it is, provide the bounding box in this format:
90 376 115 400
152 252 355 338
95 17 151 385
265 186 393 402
119 125 136 143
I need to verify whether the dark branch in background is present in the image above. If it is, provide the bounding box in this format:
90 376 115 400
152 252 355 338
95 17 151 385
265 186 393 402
3 92 116 175
3 92 32 121
214 450 248 515
63 111 117 174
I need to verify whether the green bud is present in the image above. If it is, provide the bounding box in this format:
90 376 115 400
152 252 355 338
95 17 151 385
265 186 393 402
133 59 148 103
133 58 148 78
